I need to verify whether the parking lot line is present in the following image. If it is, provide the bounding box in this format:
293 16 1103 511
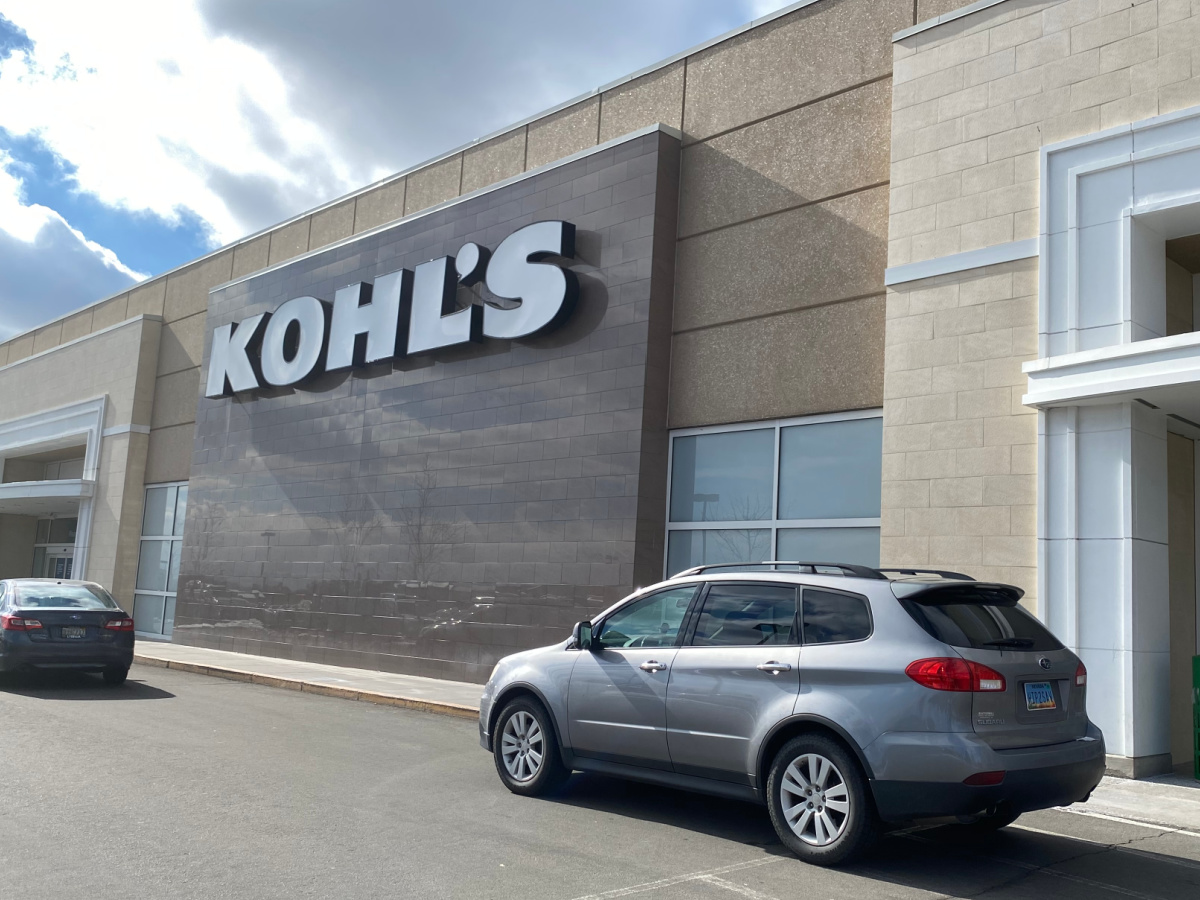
696 874 781 899
901 832 1167 900
1054 807 1200 840
567 857 782 900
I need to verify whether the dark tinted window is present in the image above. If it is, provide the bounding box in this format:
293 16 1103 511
691 584 797 647
899 588 1062 651
802 589 872 644
15 584 117 610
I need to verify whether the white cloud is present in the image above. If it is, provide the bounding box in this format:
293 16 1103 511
0 0 361 245
0 152 144 280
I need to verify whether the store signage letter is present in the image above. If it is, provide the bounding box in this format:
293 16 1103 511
206 220 578 398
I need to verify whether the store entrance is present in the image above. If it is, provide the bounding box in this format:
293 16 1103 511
31 517 78 581
35 547 74 579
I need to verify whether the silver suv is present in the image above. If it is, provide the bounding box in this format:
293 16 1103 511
479 563 1105 865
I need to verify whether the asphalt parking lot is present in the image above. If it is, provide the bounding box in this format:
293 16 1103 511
1 664 1197 900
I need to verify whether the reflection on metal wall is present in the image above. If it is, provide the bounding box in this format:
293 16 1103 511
177 130 680 682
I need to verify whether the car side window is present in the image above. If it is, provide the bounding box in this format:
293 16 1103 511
801 588 872 644
690 583 798 647
594 586 696 649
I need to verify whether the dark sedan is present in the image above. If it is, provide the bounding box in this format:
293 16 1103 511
0 579 134 684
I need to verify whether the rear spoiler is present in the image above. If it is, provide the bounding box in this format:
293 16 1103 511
889 581 1024 604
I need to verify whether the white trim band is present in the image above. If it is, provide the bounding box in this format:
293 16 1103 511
884 238 1038 287
101 424 151 438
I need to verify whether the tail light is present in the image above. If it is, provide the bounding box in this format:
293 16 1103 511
104 618 135 632
1075 662 1087 687
1 614 42 631
963 771 1006 786
905 658 1007 692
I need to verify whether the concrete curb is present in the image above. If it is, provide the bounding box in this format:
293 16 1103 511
133 654 480 720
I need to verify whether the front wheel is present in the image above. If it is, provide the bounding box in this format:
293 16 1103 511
766 734 879 866
492 698 569 796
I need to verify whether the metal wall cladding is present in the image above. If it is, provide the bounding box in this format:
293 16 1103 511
177 131 680 682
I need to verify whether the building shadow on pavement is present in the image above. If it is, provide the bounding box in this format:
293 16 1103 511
0 670 175 700
547 773 1200 898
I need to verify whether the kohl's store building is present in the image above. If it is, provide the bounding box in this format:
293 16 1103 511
3 0 1200 778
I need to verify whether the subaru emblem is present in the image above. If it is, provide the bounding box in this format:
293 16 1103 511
1038 657 1052 670
71 614 81 621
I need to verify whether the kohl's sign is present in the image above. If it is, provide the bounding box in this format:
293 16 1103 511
205 221 578 398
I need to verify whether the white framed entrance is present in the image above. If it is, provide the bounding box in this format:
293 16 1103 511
1026 105 1200 777
0 397 106 582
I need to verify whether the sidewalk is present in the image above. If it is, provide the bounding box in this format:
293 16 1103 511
133 641 482 719
133 642 1200 835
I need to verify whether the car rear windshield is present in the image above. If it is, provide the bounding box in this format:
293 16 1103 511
896 586 1063 652
15 584 118 610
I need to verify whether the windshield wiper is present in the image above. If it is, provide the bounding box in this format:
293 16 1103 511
981 638 1035 649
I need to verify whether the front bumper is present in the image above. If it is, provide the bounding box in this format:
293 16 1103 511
868 724 1106 823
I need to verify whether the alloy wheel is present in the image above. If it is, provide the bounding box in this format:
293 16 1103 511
780 752 851 846
500 710 544 782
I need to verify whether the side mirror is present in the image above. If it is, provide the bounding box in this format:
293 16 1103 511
571 620 593 651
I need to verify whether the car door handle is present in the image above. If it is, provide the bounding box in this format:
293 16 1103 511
639 660 668 673
756 661 793 674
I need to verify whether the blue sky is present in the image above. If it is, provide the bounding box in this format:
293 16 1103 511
0 0 788 341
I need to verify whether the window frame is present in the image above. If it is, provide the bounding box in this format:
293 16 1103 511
663 409 883 577
591 584 701 650
133 480 189 639
681 581 801 648
799 585 874 646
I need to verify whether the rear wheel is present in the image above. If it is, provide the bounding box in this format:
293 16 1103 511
102 666 129 686
492 697 569 796
766 734 879 866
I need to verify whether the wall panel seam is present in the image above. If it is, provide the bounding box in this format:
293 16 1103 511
672 291 885 336
682 73 893 147
677 180 890 242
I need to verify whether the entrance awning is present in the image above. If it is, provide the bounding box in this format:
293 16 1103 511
0 479 94 517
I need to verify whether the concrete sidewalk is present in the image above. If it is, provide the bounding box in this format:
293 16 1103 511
133 641 482 718
133 641 1200 835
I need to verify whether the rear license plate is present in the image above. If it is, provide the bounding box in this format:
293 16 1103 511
60 626 86 639
1024 681 1056 711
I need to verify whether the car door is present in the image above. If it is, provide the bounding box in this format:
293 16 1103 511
566 585 698 771
665 582 801 783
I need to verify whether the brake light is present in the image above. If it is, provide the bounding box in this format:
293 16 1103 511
905 658 1007 692
963 771 1006 786
104 619 135 632
1 614 42 631
1075 662 1087 687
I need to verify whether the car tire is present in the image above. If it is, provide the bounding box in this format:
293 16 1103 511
102 666 129 686
766 734 879 866
492 697 569 797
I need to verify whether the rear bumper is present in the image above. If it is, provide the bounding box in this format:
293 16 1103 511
869 724 1106 823
0 641 133 672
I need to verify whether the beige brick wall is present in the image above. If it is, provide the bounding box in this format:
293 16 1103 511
891 0 1200 268
0 317 161 597
882 257 1039 601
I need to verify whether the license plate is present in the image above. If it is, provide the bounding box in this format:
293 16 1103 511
60 626 86 639
1024 681 1056 711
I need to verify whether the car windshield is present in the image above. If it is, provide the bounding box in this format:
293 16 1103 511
15 584 118 610
897 586 1062 652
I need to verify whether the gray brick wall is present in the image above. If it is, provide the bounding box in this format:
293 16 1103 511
176 130 679 682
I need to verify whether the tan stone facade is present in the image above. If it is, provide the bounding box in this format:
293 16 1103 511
0 0 918 617
884 0 1200 604
882 257 1039 599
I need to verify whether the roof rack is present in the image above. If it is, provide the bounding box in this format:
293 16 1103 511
676 561 888 580
876 567 975 581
